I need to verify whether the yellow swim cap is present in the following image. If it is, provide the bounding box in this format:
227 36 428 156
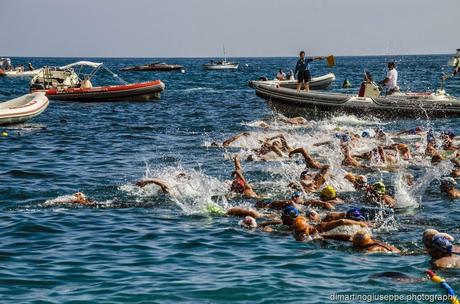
321 185 336 200
1 131 8 137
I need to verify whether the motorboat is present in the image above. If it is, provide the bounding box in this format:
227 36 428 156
0 58 42 77
249 73 336 90
30 61 165 102
251 75 460 117
120 62 185 72
0 92 49 125
203 47 238 70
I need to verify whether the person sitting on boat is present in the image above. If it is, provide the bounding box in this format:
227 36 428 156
28 63 34 71
17 64 24 73
276 69 286 81
294 51 324 93
80 75 93 89
380 61 399 95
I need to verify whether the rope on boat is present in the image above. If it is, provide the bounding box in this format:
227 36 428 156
426 270 460 304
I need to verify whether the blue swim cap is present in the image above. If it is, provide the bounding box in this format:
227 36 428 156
334 132 343 139
362 130 370 138
341 134 351 142
283 205 300 218
427 129 436 143
409 128 417 135
346 208 366 221
291 191 302 199
432 235 453 254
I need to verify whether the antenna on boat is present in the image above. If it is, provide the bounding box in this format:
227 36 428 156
223 45 226 63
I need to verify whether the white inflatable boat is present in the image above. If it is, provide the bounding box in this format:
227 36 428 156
249 73 336 90
0 92 49 125
2 69 43 77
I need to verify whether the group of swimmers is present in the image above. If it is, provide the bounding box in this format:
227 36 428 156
57 115 460 269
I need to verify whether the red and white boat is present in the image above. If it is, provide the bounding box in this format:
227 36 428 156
0 92 49 125
30 61 165 102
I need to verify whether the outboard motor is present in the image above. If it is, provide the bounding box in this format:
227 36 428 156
358 71 380 98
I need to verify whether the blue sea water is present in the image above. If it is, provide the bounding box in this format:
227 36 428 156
0 55 460 303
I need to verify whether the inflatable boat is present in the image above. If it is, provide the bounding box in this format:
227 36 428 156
0 92 49 125
249 73 336 90
2 69 42 77
30 61 165 101
252 80 460 117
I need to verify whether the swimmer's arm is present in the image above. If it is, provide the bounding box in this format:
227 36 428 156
321 233 352 242
233 155 243 172
320 219 367 231
136 179 170 193
258 220 283 227
270 145 284 157
289 148 323 169
302 199 335 210
226 207 260 218
322 212 346 222
222 132 250 147
265 200 290 209
313 141 332 147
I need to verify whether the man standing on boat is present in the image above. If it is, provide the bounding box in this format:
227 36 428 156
294 51 323 93
380 61 399 95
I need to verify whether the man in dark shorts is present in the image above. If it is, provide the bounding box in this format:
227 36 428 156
294 51 324 93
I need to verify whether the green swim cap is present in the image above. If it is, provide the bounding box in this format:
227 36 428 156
205 204 226 216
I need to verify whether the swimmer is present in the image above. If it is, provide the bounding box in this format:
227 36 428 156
342 144 368 168
441 130 458 151
423 229 460 268
279 116 308 125
293 215 368 242
135 178 171 193
289 147 325 169
396 126 423 136
344 172 368 190
257 191 335 211
352 231 401 253
227 207 261 218
299 165 330 193
318 185 344 205
440 177 460 199
230 155 265 199
385 143 412 160
366 181 396 207
69 192 93 205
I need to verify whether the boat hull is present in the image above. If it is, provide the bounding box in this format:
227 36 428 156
3 69 42 77
0 92 49 125
203 63 239 70
33 80 165 102
249 73 335 90
120 65 184 72
253 83 460 118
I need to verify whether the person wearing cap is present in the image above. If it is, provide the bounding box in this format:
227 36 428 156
344 172 368 191
440 177 460 198
256 191 335 211
230 155 265 199
380 61 399 95
276 69 286 81
28 62 34 71
423 229 460 268
318 185 344 205
441 130 458 151
299 165 330 193
322 207 393 223
352 231 400 254
293 215 368 242
366 181 396 207
397 126 424 136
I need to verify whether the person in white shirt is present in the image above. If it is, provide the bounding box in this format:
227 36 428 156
276 69 286 81
381 61 399 95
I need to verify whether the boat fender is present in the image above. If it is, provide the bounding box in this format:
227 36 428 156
342 79 351 88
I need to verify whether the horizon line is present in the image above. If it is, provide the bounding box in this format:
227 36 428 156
0 52 452 59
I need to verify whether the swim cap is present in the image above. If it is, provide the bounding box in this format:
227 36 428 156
431 235 453 255
427 129 436 143
321 185 336 200
361 130 370 138
300 169 309 179
372 182 386 195
283 205 300 219
341 134 351 143
334 132 343 138
291 191 302 199
352 231 373 248
346 208 366 221
293 216 309 232
357 175 368 184
239 216 257 229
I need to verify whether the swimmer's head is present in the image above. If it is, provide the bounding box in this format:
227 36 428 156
427 129 436 144
283 205 300 219
371 182 386 195
293 216 310 233
440 177 457 191
423 229 439 248
431 235 453 255
320 185 336 201
305 209 320 222
300 169 310 180
356 175 368 187
239 216 257 229
352 231 373 248
346 208 366 221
